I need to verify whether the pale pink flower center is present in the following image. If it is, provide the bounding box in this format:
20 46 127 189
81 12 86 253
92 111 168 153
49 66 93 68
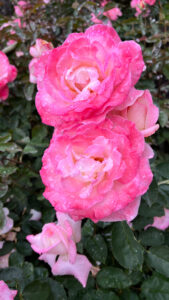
42 227 60 248
65 66 100 95
57 136 115 198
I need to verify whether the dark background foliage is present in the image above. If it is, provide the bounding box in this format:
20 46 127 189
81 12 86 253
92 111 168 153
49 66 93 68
0 0 169 299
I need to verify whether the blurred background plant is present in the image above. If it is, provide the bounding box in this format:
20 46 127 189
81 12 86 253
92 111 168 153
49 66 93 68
0 0 169 299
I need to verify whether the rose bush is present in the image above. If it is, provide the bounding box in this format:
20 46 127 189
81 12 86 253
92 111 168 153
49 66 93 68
0 0 168 298
35 24 145 129
40 116 153 222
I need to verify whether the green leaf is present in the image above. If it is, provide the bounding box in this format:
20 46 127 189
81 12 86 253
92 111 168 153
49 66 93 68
163 64 169 80
0 201 5 229
22 262 35 287
34 268 49 281
24 84 35 101
159 110 169 128
0 266 23 283
16 241 32 256
42 207 56 223
143 177 158 206
23 144 38 154
111 222 144 270
120 290 139 300
139 201 164 218
139 227 165 246
47 278 67 300
23 280 50 300
82 219 94 237
156 162 169 179
84 234 107 264
141 273 169 300
128 271 142 286
97 267 132 289
146 246 169 278
9 252 24 267
0 183 8 198
0 142 21 153
0 166 18 177
80 289 119 300
31 125 48 143
133 215 154 230
104 3 115 11
0 133 12 143
0 242 15 256
95 290 119 300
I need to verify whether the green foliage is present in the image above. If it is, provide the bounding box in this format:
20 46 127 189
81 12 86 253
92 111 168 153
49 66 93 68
0 0 169 298
111 222 144 270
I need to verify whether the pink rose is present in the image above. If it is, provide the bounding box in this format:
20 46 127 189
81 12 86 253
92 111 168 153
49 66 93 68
14 1 30 17
0 52 17 102
27 212 91 287
103 7 122 21
131 0 156 16
0 208 13 235
0 281 17 300
7 40 16 46
101 0 108 6
101 1 122 21
40 116 153 222
35 24 145 128
108 88 159 137
145 209 169 231
29 39 54 58
29 39 53 83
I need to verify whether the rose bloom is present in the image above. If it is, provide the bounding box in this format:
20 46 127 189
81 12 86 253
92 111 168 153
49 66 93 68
145 209 169 231
40 116 153 222
0 52 17 102
131 0 156 16
14 1 30 17
29 39 53 83
27 212 91 287
0 281 17 300
91 4 122 24
108 88 159 137
35 24 145 129
103 7 122 21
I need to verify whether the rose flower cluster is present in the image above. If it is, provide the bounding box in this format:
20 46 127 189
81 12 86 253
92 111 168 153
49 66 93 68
28 24 159 286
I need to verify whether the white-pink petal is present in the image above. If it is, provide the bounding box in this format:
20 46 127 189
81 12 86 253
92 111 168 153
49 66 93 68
52 254 92 287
